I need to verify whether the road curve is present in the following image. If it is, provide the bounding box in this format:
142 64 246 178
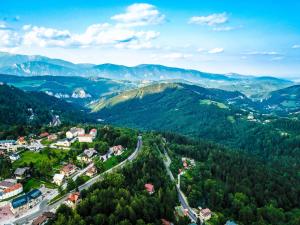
13 137 143 225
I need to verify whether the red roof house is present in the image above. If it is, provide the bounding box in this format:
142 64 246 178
144 183 155 194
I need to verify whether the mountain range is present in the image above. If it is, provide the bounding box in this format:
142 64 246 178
0 52 294 98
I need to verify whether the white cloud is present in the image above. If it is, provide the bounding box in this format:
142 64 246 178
162 52 193 60
212 26 240 32
189 13 228 26
111 3 165 27
292 44 300 49
0 24 21 47
208 48 224 54
245 51 280 56
22 25 72 47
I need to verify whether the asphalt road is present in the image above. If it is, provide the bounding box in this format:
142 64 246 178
13 137 143 225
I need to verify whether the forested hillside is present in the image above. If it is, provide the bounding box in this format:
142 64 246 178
0 84 92 128
94 83 300 168
162 133 300 225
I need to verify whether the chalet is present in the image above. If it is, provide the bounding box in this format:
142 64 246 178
86 166 97 177
199 208 212 221
65 192 80 209
144 183 155 194
110 145 124 156
60 164 76 177
53 173 65 186
10 189 42 215
9 153 20 162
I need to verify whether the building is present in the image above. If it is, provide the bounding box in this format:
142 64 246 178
144 183 155 194
89 129 97 138
0 183 23 200
0 179 17 189
14 167 30 180
60 164 76 177
225 220 237 225
65 192 80 209
39 132 49 138
50 115 61 127
86 166 97 177
17 137 27 145
110 145 124 156
0 204 14 221
53 173 65 186
9 153 20 161
77 134 94 143
199 208 212 221
10 189 42 215
66 127 85 139
175 206 188 217
47 134 58 141
0 140 18 152
55 138 74 147
77 148 97 163
32 212 55 225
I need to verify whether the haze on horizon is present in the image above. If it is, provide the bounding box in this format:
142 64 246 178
1 0 300 78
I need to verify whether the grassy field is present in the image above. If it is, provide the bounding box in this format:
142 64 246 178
23 178 57 192
200 99 229 109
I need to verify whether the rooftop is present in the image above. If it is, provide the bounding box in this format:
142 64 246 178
3 183 22 193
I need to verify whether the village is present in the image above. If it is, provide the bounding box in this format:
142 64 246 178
0 126 132 224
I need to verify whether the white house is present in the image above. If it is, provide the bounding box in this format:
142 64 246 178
0 183 23 200
78 134 93 143
66 127 85 139
56 139 71 147
53 174 65 186
9 153 20 162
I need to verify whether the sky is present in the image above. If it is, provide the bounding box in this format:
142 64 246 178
1 0 300 78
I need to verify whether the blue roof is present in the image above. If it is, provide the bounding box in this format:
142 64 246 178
27 189 42 199
11 195 28 208
226 221 237 225
0 140 16 144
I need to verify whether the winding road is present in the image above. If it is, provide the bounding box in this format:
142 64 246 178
13 136 142 225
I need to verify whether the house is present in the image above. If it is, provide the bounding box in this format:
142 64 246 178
28 141 43 152
9 153 20 162
65 192 80 209
66 127 85 139
86 166 97 177
0 179 17 189
110 145 124 156
144 183 155 194
47 134 58 141
77 148 97 163
56 138 71 147
89 129 97 138
78 134 93 143
182 157 196 169
32 212 55 225
10 189 42 215
50 115 61 127
39 132 49 138
60 164 76 177
161 219 174 225
14 167 30 180
199 208 212 221
53 174 65 186
0 183 23 200
17 137 27 145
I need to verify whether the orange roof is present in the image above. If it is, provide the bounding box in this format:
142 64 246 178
40 132 49 137
68 192 80 203
18 137 25 141
161 219 171 225
4 183 22 193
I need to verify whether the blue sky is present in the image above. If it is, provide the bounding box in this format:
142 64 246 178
1 0 300 77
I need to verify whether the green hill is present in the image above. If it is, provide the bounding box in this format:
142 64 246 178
93 83 300 165
0 84 92 127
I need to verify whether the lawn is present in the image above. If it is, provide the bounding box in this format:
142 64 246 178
103 156 119 170
200 99 229 109
23 178 57 192
13 151 51 168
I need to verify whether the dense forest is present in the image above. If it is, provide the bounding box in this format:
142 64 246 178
0 84 92 129
162 133 300 225
47 135 190 225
